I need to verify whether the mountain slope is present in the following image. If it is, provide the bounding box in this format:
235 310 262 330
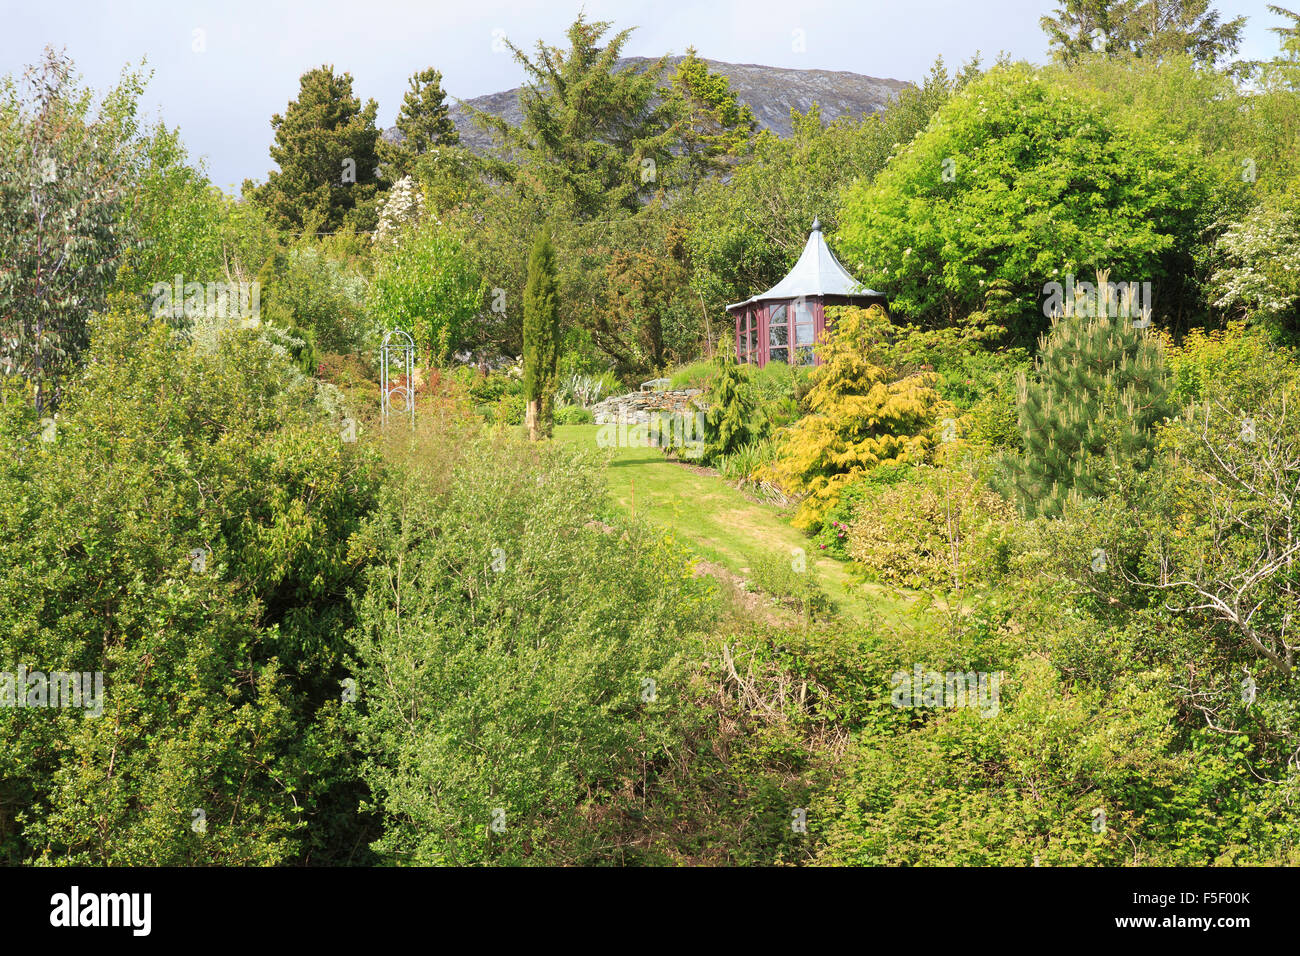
388 57 911 154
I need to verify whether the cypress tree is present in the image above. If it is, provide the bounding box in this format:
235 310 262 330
1011 304 1172 518
523 227 560 441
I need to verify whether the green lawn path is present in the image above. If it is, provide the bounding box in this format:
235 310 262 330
552 424 918 626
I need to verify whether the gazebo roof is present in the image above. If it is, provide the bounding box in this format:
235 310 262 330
726 217 879 311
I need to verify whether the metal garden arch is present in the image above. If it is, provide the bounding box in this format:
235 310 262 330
380 329 415 428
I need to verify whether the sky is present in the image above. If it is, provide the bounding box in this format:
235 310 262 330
0 0 1289 191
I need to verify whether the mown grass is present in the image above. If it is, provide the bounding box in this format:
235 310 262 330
551 424 921 628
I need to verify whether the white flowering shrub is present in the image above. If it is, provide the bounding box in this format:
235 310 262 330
1210 206 1300 323
373 175 427 247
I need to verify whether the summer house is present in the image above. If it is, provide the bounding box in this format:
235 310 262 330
727 217 885 368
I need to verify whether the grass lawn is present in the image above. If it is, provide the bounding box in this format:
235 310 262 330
551 424 921 628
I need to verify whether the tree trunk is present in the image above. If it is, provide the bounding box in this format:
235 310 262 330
526 398 541 441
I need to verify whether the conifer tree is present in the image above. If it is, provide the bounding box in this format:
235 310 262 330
253 66 383 234
523 227 560 441
470 14 677 220
702 337 751 463
668 48 757 190
1010 294 1172 518
768 305 940 530
378 68 459 182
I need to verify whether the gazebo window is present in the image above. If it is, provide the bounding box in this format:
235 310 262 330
768 304 789 364
793 299 815 365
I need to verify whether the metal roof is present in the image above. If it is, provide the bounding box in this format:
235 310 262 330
726 217 879 311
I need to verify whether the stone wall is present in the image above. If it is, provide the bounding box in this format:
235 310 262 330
591 389 705 425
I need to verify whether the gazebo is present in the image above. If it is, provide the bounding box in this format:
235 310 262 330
727 217 885 368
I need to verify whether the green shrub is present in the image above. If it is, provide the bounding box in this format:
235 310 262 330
347 436 716 865
482 391 525 425
368 221 485 362
1008 305 1173 519
845 462 1014 590
554 405 594 425
258 244 373 356
0 309 382 865
746 550 833 620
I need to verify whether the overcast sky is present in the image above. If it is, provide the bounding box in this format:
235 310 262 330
1 0 1287 190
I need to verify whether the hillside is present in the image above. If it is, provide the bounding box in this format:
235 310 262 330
388 56 911 153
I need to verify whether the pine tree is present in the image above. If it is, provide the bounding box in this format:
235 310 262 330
378 68 459 183
253 66 383 234
702 337 751 462
1011 294 1172 518
523 227 560 441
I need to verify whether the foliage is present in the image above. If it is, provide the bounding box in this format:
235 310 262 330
1209 204 1300 331
837 63 1210 346
1161 320 1291 407
372 175 426 248
0 49 150 412
377 67 458 183
347 435 714 865
554 405 595 425
716 437 778 484
114 129 275 311
471 14 676 221
523 227 561 439
259 243 373 356
581 214 698 374
554 370 620 409
250 65 383 234
368 221 483 362
766 306 941 530
667 47 757 190
746 550 834 620
1041 0 1246 68
811 462 914 558
702 339 753 463
0 310 382 864
1008 304 1173 518
845 461 1016 590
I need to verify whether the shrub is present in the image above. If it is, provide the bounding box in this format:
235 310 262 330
1008 299 1173 519
554 405 594 425
483 391 525 426
368 221 484 362
258 244 373 356
702 340 753 463
347 436 716 865
0 309 383 864
845 463 1014 590
746 550 833 620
